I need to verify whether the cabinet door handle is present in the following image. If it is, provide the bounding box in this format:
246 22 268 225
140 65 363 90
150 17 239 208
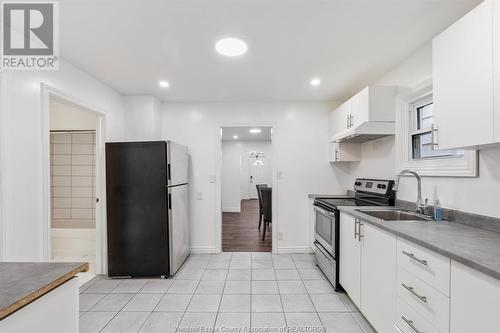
401 283 427 303
402 251 428 266
335 149 339 161
357 220 363 241
347 114 350 129
354 218 359 239
349 114 354 128
401 316 424 333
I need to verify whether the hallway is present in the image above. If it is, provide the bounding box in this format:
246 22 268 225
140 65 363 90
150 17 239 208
222 199 272 252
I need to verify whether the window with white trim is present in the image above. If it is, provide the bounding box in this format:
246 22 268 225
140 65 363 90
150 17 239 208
409 97 464 160
395 80 477 177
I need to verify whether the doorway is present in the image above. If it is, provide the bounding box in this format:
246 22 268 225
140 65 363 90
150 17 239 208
42 86 106 279
220 126 273 252
49 98 97 274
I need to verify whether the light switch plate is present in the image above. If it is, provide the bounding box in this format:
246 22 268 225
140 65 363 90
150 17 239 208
209 175 216 183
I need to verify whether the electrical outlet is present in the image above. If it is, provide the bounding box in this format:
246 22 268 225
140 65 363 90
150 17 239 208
196 192 203 200
278 232 283 240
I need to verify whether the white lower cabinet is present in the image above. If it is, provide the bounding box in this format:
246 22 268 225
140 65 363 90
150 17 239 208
339 213 396 332
340 213 500 333
450 260 500 333
339 212 361 308
360 222 397 333
397 267 449 333
396 298 441 333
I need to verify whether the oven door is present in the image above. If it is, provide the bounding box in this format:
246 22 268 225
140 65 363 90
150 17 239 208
313 204 336 257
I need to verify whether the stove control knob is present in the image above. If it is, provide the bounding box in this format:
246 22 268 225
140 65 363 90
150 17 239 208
377 184 386 189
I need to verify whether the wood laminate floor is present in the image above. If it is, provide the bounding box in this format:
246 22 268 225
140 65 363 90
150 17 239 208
222 199 272 252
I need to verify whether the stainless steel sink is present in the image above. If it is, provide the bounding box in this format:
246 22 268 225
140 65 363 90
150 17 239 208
355 209 432 221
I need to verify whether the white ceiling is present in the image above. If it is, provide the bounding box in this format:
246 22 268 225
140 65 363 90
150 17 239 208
59 0 481 102
221 126 272 141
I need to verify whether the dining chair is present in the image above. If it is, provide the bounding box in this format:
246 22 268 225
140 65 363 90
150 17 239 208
261 187 272 241
256 184 267 230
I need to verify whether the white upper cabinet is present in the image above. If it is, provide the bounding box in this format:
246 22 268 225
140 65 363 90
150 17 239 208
330 86 397 143
495 0 500 142
330 100 351 136
329 143 361 163
433 0 497 149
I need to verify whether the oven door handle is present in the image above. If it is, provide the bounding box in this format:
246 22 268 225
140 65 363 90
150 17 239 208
313 204 336 217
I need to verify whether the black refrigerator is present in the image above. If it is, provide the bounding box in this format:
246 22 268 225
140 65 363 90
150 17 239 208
105 141 190 277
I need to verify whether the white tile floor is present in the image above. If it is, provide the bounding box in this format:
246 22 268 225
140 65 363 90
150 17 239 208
79 252 375 333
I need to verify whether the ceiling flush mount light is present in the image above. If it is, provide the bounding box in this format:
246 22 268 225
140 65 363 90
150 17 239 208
233 135 239 139
310 78 321 86
215 37 248 57
249 128 262 134
159 80 170 88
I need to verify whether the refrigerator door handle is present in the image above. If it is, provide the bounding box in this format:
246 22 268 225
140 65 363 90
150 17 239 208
168 192 172 210
167 163 171 181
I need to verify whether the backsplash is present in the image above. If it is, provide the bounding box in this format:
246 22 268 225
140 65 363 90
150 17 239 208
50 131 96 229
396 199 500 234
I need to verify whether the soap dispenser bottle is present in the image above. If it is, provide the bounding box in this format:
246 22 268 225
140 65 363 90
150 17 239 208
434 200 442 221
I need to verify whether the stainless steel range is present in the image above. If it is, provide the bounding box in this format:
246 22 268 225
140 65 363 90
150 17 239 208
313 178 395 291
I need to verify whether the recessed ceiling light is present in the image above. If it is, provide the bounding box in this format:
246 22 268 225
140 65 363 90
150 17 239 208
310 78 321 86
233 135 239 139
159 80 170 88
249 128 262 134
215 37 248 57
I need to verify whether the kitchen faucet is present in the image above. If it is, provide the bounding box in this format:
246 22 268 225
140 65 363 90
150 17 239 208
394 170 426 215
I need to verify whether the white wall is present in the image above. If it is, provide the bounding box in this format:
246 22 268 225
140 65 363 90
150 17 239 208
160 102 342 253
50 99 97 131
334 43 500 218
221 140 272 212
124 96 161 140
0 60 126 261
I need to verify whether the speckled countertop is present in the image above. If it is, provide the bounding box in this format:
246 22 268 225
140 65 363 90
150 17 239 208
0 262 88 320
338 206 500 280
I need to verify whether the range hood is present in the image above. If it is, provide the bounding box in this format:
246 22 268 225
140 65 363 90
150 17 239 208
330 121 395 143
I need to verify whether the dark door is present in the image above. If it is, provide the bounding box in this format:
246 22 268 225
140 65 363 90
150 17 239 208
106 141 169 277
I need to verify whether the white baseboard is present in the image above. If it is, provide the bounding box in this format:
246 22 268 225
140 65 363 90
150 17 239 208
190 246 219 254
276 246 313 254
222 206 241 213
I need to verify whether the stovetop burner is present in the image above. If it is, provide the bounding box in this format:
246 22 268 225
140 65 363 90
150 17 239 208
314 178 396 210
314 197 374 209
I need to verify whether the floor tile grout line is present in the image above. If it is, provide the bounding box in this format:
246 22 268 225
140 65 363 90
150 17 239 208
81 253 365 333
175 267 204 332
250 252 253 330
212 255 230 331
97 282 143 333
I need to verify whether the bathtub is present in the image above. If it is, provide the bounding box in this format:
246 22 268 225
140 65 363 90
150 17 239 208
51 228 96 273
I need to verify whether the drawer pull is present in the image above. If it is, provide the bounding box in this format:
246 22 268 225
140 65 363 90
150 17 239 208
402 251 428 266
401 283 427 303
401 316 424 333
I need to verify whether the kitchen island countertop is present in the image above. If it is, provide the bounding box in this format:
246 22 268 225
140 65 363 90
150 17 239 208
0 262 88 320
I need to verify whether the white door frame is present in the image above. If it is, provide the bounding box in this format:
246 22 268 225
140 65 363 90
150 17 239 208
41 83 107 274
0 72 6 261
216 125 277 253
